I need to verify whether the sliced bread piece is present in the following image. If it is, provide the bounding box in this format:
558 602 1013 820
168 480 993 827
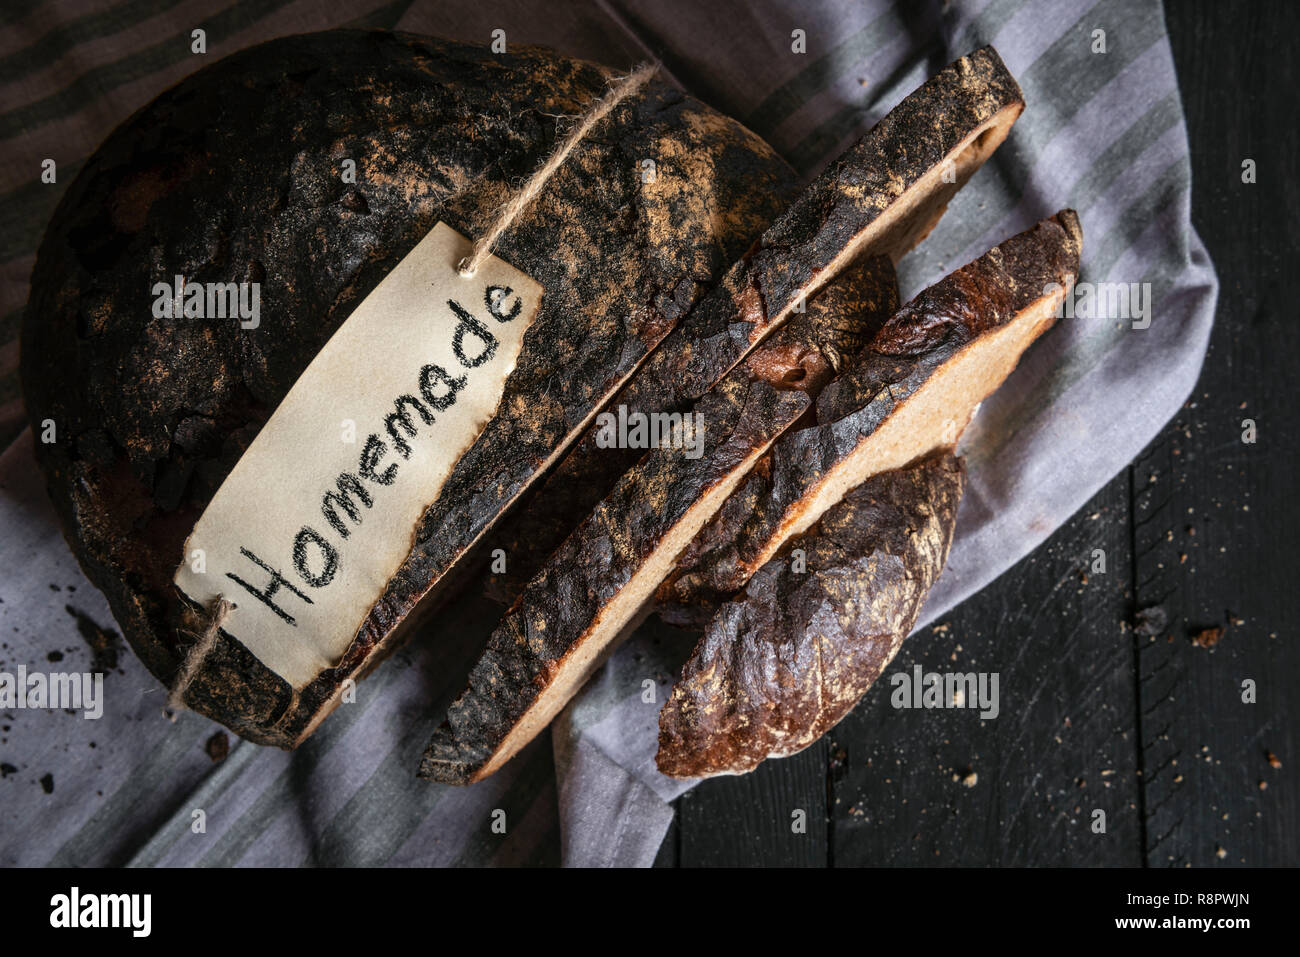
657 210 1082 625
657 451 965 778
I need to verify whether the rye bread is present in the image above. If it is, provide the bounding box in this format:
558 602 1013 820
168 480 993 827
657 210 1083 626
20 30 797 746
656 451 966 778
481 46 1025 605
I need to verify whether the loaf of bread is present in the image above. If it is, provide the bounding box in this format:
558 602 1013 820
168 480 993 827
23 26 1077 788
21 30 796 746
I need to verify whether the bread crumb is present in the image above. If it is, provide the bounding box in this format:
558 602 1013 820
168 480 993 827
1191 626 1223 648
206 731 230 763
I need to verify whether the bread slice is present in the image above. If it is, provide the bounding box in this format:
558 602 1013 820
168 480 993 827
419 260 901 784
482 45 1024 605
658 210 1083 625
657 451 965 778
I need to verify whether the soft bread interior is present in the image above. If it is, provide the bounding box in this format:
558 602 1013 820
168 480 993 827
469 433 782 782
747 286 1064 577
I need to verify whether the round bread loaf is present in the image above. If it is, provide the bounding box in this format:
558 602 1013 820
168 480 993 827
21 30 795 745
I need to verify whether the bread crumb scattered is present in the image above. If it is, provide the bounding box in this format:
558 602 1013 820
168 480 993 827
1191 626 1223 649
206 731 230 763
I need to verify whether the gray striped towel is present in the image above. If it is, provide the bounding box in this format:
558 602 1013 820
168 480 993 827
0 0 1216 867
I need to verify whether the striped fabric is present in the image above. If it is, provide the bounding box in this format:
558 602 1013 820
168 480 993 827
0 0 1215 867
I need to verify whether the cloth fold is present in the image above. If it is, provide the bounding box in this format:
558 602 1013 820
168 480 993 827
0 0 1215 867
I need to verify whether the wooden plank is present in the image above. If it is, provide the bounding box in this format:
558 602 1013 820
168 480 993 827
652 812 679 867
676 739 828 866
830 475 1141 865
1136 0 1300 868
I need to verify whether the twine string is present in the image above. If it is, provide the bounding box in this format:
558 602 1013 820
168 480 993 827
165 595 233 720
456 61 657 278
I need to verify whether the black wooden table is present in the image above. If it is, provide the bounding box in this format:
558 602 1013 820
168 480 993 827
655 0 1299 868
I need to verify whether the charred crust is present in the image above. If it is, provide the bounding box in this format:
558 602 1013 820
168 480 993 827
656 451 966 779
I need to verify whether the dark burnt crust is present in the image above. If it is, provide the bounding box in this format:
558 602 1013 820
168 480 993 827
633 45 1024 405
817 209 1083 422
483 45 1024 608
21 30 795 745
656 451 966 779
657 211 1082 626
420 375 811 783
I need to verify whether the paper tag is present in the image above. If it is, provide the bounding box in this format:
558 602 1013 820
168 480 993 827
174 223 543 688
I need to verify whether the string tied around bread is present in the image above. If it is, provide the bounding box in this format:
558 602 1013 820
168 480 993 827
456 61 657 278
164 595 233 720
